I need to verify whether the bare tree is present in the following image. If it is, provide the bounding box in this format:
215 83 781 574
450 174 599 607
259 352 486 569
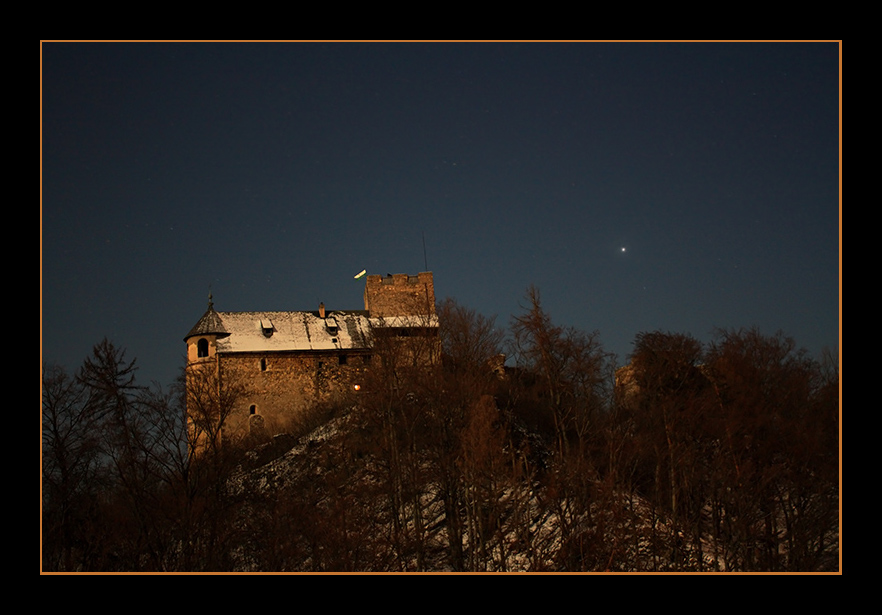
44 340 170 570
430 298 506 569
705 328 839 571
184 358 246 462
508 286 613 570
625 331 717 569
42 363 104 570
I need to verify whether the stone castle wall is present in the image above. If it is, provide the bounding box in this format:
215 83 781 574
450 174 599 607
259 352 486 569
218 350 371 439
364 272 435 317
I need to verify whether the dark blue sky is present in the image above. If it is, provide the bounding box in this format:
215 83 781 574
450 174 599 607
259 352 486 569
41 42 840 388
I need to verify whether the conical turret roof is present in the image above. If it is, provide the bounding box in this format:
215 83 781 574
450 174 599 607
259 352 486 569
184 294 229 341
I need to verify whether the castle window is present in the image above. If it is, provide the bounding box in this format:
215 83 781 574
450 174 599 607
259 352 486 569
197 338 209 358
339 354 348 365
249 404 257 415
260 358 267 372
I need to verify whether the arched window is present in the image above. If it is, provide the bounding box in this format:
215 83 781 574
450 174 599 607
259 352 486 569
197 338 209 358
249 404 257 415
260 358 267 372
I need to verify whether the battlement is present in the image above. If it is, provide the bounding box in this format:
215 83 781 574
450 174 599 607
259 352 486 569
364 272 435 318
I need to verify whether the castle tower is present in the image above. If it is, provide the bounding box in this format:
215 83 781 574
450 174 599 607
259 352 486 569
184 293 229 363
363 271 436 318
183 294 231 455
363 272 439 367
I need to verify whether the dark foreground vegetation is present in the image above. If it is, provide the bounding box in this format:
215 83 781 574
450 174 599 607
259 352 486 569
42 289 839 572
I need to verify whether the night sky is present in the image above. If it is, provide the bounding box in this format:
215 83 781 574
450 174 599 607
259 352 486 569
41 42 840 389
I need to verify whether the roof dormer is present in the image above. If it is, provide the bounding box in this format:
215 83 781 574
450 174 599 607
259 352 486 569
260 318 275 338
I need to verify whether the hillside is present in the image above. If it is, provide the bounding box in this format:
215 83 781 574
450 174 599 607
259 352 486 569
228 405 645 572
43 307 839 573
223 386 838 573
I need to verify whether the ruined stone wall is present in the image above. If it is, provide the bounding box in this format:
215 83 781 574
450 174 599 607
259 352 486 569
364 272 436 317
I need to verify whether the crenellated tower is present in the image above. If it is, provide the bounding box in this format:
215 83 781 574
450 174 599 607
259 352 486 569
363 271 435 318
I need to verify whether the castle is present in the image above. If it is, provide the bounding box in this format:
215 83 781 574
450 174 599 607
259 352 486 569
184 272 438 444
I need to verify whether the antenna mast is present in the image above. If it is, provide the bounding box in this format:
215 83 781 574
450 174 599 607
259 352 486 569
422 231 428 271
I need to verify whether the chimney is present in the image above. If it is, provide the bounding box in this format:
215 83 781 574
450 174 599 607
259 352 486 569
319 302 326 319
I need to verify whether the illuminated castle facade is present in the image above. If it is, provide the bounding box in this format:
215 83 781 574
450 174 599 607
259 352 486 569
184 272 437 443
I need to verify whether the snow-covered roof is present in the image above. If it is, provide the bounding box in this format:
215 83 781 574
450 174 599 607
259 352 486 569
210 310 372 354
369 315 440 328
